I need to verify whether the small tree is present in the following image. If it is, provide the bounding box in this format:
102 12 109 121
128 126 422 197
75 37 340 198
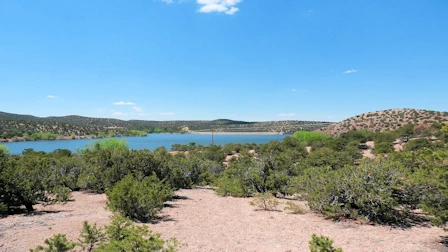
373 142 394 155
106 174 172 221
309 234 343 252
30 234 77 252
296 160 413 224
78 221 106 252
32 215 179 252
2 153 71 212
96 215 178 252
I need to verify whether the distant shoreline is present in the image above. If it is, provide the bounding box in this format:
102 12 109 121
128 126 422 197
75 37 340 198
187 131 287 135
0 132 288 143
0 135 147 143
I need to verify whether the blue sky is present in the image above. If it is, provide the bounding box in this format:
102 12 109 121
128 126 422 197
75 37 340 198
1 0 447 122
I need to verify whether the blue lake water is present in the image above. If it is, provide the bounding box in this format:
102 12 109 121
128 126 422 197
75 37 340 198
2 134 290 154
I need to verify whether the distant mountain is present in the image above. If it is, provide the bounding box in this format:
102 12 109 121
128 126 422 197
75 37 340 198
317 108 448 135
0 111 333 140
0 112 43 122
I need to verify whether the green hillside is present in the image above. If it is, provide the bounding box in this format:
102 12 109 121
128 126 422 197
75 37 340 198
0 111 332 141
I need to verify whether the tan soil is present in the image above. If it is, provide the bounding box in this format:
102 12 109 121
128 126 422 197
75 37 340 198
305 146 312 153
361 141 375 159
0 192 111 252
394 143 404 151
1 189 447 252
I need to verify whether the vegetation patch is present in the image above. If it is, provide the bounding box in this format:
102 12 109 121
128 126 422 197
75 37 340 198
249 192 280 211
293 131 331 144
31 215 179 252
309 234 343 252
284 201 306 214
106 174 173 221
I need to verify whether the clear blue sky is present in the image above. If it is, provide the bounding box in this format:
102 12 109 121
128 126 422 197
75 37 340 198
1 0 447 122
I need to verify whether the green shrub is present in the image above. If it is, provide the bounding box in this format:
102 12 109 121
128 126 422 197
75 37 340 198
159 154 217 190
249 193 279 211
373 142 394 155
199 145 227 163
296 160 414 224
215 157 257 197
129 130 148 136
51 186 72 203
306 148 353 170
32 215 179 252
309 234 343 252
216 154 289 197
0 202 8 215
396 123 415 138
340 129 372 143
372 131 397 144
284 201 306 214
82 138 129 153
293 131 330 144
106 174 172 221
0 144 10 154
404 138 432 151
216 175 249 197
50 156 85 191
30 234 77 252
78 221 105 252
1 153 72 212
414 167 448 227
407 150 448 227
96 215 179 252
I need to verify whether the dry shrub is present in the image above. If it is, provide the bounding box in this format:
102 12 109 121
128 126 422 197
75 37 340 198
284 201 306 214
249 193 279 211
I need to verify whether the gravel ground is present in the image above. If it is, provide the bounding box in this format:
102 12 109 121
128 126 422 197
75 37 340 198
1 189 446 252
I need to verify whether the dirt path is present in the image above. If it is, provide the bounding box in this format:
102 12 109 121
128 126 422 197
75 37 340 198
1 189 446 252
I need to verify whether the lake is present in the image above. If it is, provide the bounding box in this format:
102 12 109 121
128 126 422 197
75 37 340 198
2 134 290 154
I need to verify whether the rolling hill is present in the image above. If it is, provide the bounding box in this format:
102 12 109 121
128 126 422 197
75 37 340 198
0 111 332 140
317 108 448 135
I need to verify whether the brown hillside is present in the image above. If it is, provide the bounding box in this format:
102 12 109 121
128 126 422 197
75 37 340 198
317 108 448 135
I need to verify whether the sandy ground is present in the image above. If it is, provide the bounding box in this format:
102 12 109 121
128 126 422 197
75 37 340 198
0 193 111 252
305 146 312 153
394 143 404 151
361 141 375 159
1 189 447 252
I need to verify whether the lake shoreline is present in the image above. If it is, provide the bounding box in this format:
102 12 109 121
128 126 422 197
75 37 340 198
0 132 287 143
0 135 142 143
2 134 289 154
187 131 286 135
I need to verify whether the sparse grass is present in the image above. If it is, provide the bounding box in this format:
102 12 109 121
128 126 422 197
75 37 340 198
249 193 279 211
284 201 306 214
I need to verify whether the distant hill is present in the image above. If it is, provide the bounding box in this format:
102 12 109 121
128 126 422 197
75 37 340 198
0 111 332 140
317 108 448 135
